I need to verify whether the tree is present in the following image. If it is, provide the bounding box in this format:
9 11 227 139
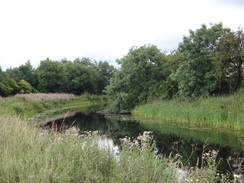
63 60 100 95
105 45 167 113
18 79 32 93
0 78 19 96
5 67 20 81
96 61 116 94
174 23 231 97
5 61 37 89
36 59 65 93
214 27 244 93
160 51 187 99
18 61 37 88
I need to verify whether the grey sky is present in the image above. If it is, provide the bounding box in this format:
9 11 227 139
0 0 243 70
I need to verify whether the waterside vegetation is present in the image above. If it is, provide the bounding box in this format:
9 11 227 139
132 89 244 130
0 93 108 118
0 112 233 182
105 23 244 116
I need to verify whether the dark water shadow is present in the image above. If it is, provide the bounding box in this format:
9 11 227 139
43 109 244 176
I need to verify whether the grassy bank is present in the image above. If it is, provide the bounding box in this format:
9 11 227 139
0 93 108 118
0 93 236 182
132 90 244 130
0 112 231 182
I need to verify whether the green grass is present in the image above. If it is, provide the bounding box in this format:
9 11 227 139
132 89 244 130
0 94 109 118
0 93 237 182
0 112 182 183
0 112 231 182
0 104 234 182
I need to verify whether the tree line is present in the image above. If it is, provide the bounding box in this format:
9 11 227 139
0 58 116 97
105 23 244 113
1 23 243 113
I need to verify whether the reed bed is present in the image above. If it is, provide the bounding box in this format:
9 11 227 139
132 90 244 130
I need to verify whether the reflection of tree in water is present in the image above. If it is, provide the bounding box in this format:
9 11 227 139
49 111 243 176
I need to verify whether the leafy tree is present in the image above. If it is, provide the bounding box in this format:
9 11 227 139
5 61 37 89
174 23 231 97
74 57 93 66
18 79 32 93
160 51 187 99
0 78 19 96
18 61 37 88
36 59 65 93
214 27 244 93
5 67 20 81
105 45 167 113
96 61 116 94
63 60 100 95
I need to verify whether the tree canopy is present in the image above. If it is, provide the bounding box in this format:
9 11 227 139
173 23 231 97
105 45 169 113
0 58 116 97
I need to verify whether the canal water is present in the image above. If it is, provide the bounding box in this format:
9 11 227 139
39 105 244 177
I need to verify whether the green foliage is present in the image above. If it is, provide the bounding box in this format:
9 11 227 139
160 52 186 99
63 59 99 95
132 89 244 130
6 61 38 89
33 58 116 95
0 93 108 118
105 45 168 113
214 27 244 93
0 78 19 96
174 23 231 97
18 79 32 93
1 22 243 109
36 59 65 93
96 61 116 94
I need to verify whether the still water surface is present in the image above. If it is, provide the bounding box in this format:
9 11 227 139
40 105 244 176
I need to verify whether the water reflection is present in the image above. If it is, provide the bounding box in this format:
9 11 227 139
43 110 244 176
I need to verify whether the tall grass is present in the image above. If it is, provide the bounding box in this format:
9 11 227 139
0 112 180 183
0 110 234 182
132 90 244 130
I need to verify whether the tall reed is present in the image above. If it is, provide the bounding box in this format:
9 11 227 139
132 90 244 130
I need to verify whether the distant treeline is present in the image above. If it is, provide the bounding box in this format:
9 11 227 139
0 58 116 97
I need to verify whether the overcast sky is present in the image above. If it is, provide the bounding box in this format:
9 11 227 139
0 0 243 70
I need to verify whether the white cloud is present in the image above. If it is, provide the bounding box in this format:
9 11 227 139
0 0 243 70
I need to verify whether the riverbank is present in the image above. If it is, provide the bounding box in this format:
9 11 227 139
0 93 108 118
132 89 244 131
0 111 232 182
0 93 240 182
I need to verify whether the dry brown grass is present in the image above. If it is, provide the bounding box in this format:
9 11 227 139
15 93 76 100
